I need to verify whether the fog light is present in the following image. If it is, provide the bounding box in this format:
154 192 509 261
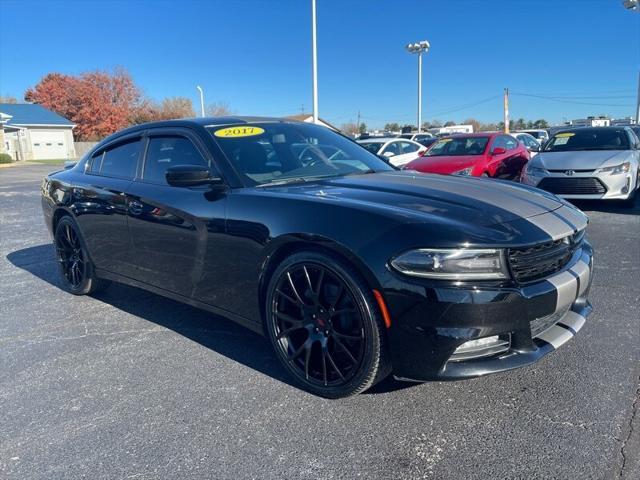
621 178 630 194
450 335 510 361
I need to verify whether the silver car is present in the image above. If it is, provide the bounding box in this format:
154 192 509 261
521 127 640 206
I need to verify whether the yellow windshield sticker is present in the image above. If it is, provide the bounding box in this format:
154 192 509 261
555 133 575 137
214 126 265 138
438 138 453 143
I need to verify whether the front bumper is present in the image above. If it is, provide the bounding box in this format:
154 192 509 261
384 242 593 382
521 168 637 200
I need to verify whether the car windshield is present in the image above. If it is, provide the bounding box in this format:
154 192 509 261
209 123 393 186
425 137 489 156
358 142 385 154
544 129 630 152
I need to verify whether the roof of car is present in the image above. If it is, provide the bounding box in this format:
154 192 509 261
552 126 628 134
436 132 498 138
357 137 397 143
105 116 312 138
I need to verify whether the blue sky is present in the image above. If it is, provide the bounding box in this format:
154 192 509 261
1 0 639 128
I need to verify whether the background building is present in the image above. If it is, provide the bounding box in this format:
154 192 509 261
0 103 76 160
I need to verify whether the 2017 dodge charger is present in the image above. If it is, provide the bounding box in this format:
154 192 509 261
41 117 594 398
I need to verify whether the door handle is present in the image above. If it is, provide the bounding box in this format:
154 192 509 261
129 200 144 215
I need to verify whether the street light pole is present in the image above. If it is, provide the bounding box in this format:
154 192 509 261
311 0 319 124
406 40 430 133
417 51 423 132
196 86 205 118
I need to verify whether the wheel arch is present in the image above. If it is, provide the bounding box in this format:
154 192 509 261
257 234 383 324
52 207 73 233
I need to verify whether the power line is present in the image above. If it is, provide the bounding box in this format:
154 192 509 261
511 92 632 107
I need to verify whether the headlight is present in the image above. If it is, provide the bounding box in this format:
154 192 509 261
597 162 630 175
452 166 473 176
390 248 509 280
526 164 546 176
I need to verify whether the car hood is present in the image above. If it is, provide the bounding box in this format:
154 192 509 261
533 150 631 170
264 171 564 227
405 155 478 173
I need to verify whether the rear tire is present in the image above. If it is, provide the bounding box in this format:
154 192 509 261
265 251 390 398
54 216 110 295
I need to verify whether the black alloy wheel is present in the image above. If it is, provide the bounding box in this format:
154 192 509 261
266 251 389 398
54 216 109 295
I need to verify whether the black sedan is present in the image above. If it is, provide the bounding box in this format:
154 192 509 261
41 117 593 398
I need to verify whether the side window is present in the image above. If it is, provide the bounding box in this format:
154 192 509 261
383 141 401 155
399 141 419 154
491 136 506 151
89 151 104 173
505 136 518 150
94 139 141 179
143 135 209 185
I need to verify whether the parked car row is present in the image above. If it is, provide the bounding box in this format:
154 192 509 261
359 125 639 207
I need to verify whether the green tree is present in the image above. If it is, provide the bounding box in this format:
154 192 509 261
514 118 527 130
444 120 456 127
358 122 367 133
533 119 549 129
384 122 400 131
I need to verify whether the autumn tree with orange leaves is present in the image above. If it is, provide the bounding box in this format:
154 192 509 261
25 68 142 141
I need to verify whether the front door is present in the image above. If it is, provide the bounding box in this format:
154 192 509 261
126 130 227 299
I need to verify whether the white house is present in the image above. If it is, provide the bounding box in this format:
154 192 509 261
0 103 76 160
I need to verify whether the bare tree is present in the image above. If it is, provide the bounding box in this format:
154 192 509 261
340 122 359 137
207 101 232 116
0 95 18 104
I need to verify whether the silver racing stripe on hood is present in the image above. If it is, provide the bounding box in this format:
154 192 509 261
523 204 588 240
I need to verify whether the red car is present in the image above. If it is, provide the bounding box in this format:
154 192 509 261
404 133 530 179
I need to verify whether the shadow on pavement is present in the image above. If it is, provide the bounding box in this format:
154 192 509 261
568 196 639 215
7 243 415 397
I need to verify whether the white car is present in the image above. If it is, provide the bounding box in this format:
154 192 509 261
357 137 427 167
513 132 541 158
516 129 549 145
397 132 435 142
521 127 639 207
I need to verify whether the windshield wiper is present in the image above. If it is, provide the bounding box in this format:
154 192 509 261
256 177 309 187
256 174 344 187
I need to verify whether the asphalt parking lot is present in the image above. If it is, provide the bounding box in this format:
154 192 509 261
1 164 638 480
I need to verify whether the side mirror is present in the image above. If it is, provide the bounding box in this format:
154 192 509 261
529 144 540 153
383 151 396 158
165 165 224 188
491 147 506 155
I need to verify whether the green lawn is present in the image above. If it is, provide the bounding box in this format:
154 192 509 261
29 159 71 166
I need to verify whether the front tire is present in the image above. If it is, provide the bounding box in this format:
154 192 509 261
265 251 390 398
54 216 109 295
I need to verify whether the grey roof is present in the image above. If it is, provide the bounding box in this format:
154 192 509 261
0 103 74 126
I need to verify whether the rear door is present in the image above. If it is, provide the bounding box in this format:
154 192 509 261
73 135 142 277
125 128 227 298
396 140 422 166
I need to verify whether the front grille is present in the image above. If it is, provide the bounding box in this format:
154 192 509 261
508 230 584 283
537 177 607 195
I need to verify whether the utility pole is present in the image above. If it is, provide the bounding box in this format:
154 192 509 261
356 110 361 129
635 71 640 124
311 0 319 124
503 88 510 133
